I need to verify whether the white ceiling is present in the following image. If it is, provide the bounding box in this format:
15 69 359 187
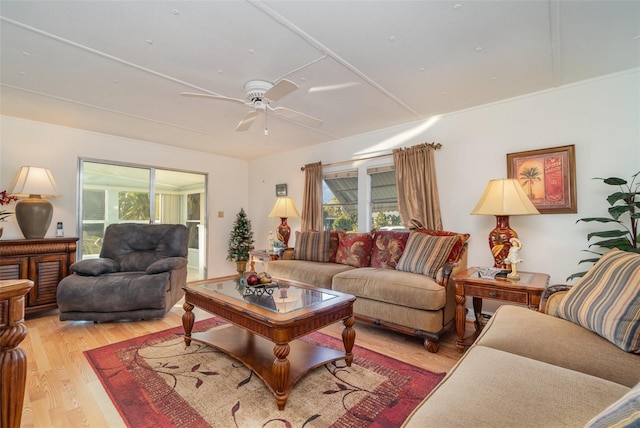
1 1 639 160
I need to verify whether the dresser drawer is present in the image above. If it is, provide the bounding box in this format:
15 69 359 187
466 285 529 305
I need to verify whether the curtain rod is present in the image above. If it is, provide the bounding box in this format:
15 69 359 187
300 142 442 171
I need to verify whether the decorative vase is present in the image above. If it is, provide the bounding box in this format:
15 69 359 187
236 261 247 274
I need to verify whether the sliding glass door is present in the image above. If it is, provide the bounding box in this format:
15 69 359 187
79 159 207 280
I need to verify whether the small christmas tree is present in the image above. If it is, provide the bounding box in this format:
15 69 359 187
227 208 254 262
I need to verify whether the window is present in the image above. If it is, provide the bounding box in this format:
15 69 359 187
79 159 207 280
82 189 106 256
118 191 151 221
186 193 200 249
322 163 401 233
368 167 402 230
323 170 358 231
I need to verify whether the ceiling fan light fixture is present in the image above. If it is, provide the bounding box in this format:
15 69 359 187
244 80 273 103
183 78 321 132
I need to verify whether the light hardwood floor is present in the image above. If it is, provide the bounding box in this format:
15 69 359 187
19 301 464 428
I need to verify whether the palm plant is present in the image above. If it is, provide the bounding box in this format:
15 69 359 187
568 171 640 281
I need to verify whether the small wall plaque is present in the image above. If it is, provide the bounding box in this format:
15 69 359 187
275 183 287 197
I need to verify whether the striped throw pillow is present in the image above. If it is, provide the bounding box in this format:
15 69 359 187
555 249 640 353
293 230 331 262
584 381 640 427
396 232 458 279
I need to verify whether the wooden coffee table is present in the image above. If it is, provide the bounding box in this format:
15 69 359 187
182 276 356 410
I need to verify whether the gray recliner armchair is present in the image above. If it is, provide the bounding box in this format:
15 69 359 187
57 223 189 322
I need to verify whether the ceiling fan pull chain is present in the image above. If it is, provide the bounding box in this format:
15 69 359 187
264 107 269 136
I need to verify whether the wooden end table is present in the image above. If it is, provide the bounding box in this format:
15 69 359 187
0 279 34 428
249 249 279 272
454 268 549 353
182 276 356 411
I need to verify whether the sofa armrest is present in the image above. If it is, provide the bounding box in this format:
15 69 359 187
71 258 120 276
280 248 295 260
439 263 456 286
539 284 571 314
146 257 188 274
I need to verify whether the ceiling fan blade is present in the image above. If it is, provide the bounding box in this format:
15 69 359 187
272 106 323 128
235 110 259 132
181 92 246 105
264 79 298 102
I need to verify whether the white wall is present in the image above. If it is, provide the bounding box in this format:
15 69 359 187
1 69 637 286
248 69 640 288
0 116 249 277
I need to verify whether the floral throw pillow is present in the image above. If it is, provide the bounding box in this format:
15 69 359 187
336 232 374 268
415 228 470 263
328 230 345 263
370 230 409 269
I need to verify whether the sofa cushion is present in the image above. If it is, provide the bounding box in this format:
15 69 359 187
402 345 630 428
396 232 457 278
370 230 409 269
476 305 640 388
555 249 640 353
100 223 189 271
56 271 170 313
332 267 446 311
266 260 356 289
293 230 331 262
348 295 450 334
585 381 640 428
335 232 374 268
415 228 470 263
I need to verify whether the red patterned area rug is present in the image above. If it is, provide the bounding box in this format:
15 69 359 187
84 318 444 428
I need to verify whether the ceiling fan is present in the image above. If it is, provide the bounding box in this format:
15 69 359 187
181 79 323 132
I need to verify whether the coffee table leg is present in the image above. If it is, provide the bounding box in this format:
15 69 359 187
182 301 195 346
342 315 356 367
273 342 291 411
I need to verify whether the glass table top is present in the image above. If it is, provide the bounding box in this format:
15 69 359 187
190 277 338 314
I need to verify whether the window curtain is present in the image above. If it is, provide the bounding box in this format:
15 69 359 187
301 161 323 231
393 143 443 230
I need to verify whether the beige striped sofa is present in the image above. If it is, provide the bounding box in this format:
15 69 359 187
403 249 640 427
267 229 469 353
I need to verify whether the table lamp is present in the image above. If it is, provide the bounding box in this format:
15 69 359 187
9 166 61 239
470 178 539 268
268 196 300 248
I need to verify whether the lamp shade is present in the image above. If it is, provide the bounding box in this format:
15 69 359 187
10 166 61 198
470 179 539 216
268 197 300 219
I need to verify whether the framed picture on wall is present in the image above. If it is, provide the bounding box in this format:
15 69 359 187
507 144 577 214
275 183 287 197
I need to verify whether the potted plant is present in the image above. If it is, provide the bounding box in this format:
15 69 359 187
227 208 254 273
569 171 640 280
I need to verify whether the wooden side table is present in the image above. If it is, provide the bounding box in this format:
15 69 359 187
454 268 549 353
249 249 279 272
0 279 34 428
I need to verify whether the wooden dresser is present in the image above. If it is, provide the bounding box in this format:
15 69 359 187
0 238 78 315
